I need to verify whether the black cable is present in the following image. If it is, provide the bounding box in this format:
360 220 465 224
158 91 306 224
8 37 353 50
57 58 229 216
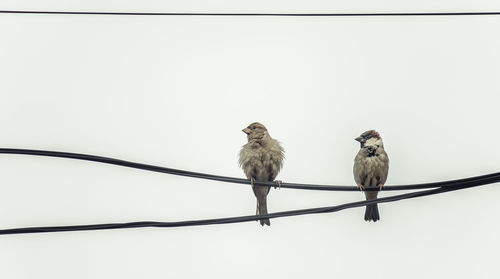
0 174 493 235
1 148 499 192
1 10 500 17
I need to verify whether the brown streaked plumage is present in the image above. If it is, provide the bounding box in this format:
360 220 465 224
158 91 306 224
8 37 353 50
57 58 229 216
353 131 389 222
239 122 284 226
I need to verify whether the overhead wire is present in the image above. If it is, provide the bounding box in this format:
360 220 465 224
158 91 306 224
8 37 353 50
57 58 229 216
0 148 497 234
1 148 499 192
1 10 500 17
1 7 499 235
0 177 491 235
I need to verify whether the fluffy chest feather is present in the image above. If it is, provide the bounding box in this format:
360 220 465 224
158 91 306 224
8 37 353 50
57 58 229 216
360 156 386 175
239 140 284 181
353 149 389 186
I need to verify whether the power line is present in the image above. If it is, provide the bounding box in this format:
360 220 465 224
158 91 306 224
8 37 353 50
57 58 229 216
0 147 497 234
0 179 489 235
1 10 500 17
1 148 499 192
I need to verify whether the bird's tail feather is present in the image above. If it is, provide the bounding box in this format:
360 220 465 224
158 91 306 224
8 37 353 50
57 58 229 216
257 200 271 226
364 204 380 222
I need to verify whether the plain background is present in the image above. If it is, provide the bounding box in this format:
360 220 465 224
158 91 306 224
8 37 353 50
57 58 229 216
1 1 500 278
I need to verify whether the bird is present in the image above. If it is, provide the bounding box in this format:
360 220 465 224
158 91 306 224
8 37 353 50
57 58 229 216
353 130 389 222
239 122 284 226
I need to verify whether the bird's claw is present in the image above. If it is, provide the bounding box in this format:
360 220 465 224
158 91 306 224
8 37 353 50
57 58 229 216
378 184 384 191
357 184 365 191
273 180 282 189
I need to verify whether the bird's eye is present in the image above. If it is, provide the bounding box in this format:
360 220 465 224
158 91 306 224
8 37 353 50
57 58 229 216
250 126 255 130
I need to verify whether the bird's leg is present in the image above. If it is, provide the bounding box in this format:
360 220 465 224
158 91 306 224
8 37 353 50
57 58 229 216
273 180 282 189
250 177 255 187
357 183 365 191
378 184 384 191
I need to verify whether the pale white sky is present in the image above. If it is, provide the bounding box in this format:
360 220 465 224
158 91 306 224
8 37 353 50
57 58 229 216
1 1 500 279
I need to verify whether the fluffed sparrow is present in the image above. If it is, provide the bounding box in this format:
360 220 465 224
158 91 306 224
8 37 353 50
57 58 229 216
239 122 284 226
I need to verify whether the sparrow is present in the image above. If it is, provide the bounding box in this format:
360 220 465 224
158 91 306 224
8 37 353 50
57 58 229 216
239 122 284 226
353 130 389 222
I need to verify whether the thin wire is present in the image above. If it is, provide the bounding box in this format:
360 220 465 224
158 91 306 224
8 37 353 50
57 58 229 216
1 148 499 192
0 178 490 235
1 10 500 17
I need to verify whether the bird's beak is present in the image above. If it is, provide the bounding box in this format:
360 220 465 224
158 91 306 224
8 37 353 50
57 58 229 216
355 137 362 142
242 128 251 134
